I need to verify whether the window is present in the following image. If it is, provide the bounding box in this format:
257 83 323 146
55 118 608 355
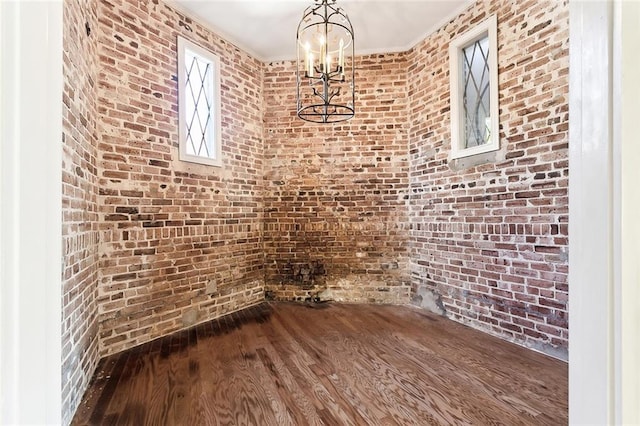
449 15 498 160
177 36 222 167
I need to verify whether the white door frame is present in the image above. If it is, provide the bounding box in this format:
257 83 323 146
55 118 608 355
569 0 639 424
0 1 63 423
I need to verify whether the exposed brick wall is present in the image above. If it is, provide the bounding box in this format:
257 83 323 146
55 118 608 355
263 54 411 304
408 0 569 357
62 4 571 423
61 0 101 423
95 0 265 356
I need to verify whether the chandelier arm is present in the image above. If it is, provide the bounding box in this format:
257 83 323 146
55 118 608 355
327 87 341 103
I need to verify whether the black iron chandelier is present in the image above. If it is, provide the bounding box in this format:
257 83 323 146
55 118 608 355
296 0 355 123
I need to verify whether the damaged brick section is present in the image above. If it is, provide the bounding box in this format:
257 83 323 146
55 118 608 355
282 260 327 287
412 286 446 316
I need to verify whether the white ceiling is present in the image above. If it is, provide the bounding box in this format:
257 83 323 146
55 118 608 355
168 0 474 61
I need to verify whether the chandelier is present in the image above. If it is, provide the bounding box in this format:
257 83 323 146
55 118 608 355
296 0 355 123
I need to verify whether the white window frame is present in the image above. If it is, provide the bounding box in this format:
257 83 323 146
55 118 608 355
449 14 499 160
177 36 222 167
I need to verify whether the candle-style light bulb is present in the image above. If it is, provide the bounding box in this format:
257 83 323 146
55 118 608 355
304 42 311 76
308 53 314 77
319 35 326 71
339 38 344 70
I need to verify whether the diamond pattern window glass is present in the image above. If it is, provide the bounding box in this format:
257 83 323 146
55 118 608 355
178 36 222 167
449 15 499 160
462 36 490 149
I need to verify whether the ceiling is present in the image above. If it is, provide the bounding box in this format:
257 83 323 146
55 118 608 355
168 0 474 61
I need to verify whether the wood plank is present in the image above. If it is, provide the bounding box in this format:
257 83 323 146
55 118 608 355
71 302 568 425
70 352 121 426
109 343 153 426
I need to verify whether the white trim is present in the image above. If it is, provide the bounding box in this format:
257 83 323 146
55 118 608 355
613 0 640 423
177 35 223 168
0 1 63 423
568 1 614 422
566 0 640 424
448 14 499 160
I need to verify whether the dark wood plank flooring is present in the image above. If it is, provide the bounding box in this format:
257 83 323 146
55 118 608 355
72 302 568 425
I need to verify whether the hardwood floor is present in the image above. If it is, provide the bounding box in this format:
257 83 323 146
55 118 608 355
71 302 568 425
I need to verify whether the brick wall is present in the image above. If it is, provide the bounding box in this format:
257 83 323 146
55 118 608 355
62 3 571 422
95 0 265 356
62 0 101 423
263 54 411 304
408 0 569 358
